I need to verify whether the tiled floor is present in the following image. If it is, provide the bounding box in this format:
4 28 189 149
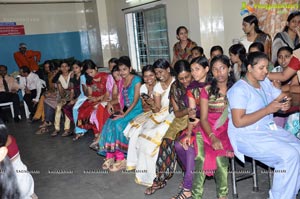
4 116 299 199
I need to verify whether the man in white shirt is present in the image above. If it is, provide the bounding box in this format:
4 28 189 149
0 65 21 122
19 66 42 120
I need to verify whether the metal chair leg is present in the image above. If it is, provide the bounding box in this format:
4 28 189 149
252 158 259 192
231 158 238 198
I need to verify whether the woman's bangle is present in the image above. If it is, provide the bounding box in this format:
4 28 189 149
208 133 215 138
151 105 156 110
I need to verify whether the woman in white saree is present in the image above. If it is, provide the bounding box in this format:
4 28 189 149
133 59 175 186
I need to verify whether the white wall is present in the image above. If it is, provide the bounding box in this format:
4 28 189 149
99 0 245 64
198 0 245 56
0 2 87 34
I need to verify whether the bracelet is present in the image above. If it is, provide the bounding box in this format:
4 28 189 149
151 106 156 110
208 133 215 138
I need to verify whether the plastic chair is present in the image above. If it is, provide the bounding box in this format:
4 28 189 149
0 102 14 118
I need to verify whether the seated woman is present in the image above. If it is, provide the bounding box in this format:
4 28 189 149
134 59 175 186
172 56 209 199
227 52 300 199
98 56 143 172
89 62 123 150
76 60 109 143
193 55 234 199
51 60 72 137
32 60 56 122
62 60 85 134
124 64 157 169
229 43 247 80
272 46 298 127
0 121 37 198
144 60 193 195
35 62 59 134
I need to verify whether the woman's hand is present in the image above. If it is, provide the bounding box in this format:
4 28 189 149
188 108 196 119
272 80 281 89
106 102 113 114
181 134 192 150
265 100 283 114
280 97 292 112
144 97 155 107
112 113 124 120
210 135 223 150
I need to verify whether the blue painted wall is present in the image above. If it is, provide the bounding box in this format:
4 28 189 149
0 31 90 74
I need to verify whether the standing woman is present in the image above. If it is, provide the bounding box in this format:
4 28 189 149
272 11 300 63
227 52 300 199
144 60 192 195
99 56 143 172
193 55 235 199
240 15 272 59
135 59 176 186
171 26 197 67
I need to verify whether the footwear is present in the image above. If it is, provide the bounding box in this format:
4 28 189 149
51 130 59 137
14 116 20 123
73 133 84 141
144 181 167 195
35 127 49 135
109 159 126 172
89 141 99 151
102 158 115 170
39 122 52 128
171 188 192 199
62 131 73 137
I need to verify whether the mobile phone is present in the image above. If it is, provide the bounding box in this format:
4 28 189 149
189 118 195 122
141 93 150 100
279 97 288 103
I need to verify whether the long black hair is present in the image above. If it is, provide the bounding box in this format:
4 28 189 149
284 11 300 32
118 56 137 75
229 43 247 78
209 55 235 98
243 15 265 34
82 59 97 84
191 56 210 82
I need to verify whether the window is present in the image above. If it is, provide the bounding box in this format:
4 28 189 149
125 5 169 71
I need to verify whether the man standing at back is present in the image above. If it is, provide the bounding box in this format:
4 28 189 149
13 43 41 72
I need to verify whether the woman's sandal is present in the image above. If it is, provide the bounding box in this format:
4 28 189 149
89 141 99 151
172 188 192 199
51 130 60 137
62 131 73 137
102 158 115 170
109 159 127 172
35 127 49 135
144 181 167 195
39 122 52 129
73 133 84 141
